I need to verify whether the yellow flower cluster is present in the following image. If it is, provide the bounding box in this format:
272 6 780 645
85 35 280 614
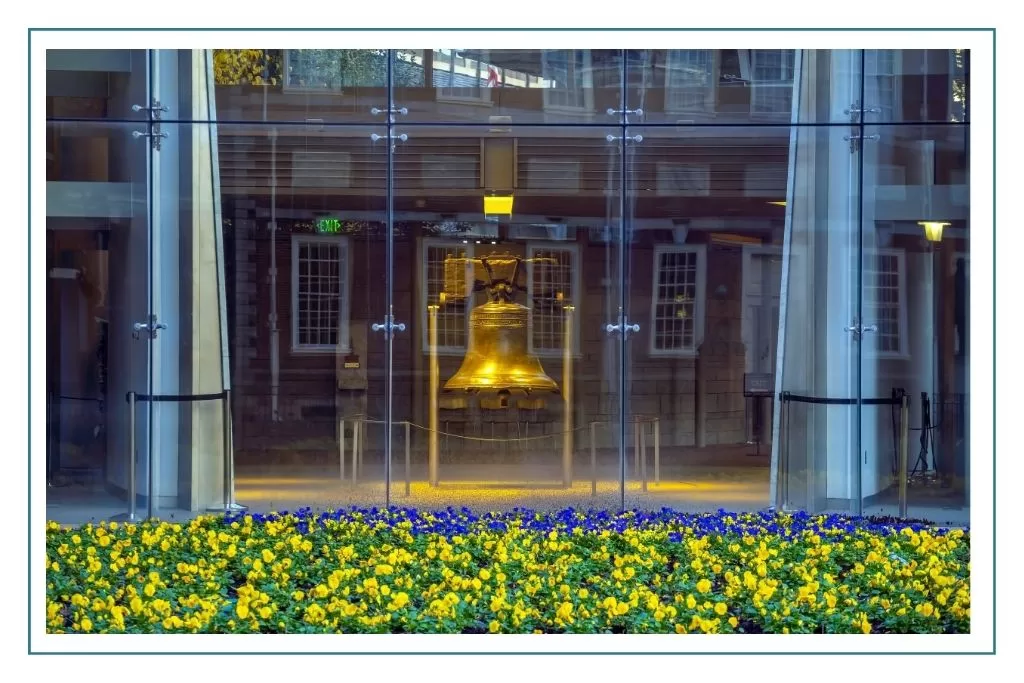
44 510 970 634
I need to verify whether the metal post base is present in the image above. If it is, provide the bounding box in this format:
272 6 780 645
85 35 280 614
207 502 248 514
109 511 145 523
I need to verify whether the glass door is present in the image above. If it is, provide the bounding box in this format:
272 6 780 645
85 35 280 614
44 49 153 522
389 48 627 511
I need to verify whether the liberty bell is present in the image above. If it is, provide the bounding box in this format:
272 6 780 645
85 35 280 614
442 253 559 405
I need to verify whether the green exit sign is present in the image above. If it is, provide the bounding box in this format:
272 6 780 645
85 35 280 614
316 218 342 233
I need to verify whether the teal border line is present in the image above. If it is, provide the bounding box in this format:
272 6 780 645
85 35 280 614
27 27 33 656
28 30 995 655
25 27 999 30
990 30 996 656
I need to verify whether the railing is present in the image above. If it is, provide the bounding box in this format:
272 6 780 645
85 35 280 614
338 414 661 498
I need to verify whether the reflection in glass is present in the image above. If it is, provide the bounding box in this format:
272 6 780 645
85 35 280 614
392 128 624 510
42 48 972 523
45 121 151 520
859 123 969 517
397 50 621 124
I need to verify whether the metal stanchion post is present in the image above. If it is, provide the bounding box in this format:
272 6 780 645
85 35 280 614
562 305 575 489
111 392 142 523
208 389 246 514
222 390 231 509
633 418 640 477
590 421 597 497
404 421 411 497
358 420 365 473
339 418 346 482
147 399 157 520
352 419 360 484
127 391 139 521
428 305 440 487
898 392 910 519
654 418 661 485
640 420 647 492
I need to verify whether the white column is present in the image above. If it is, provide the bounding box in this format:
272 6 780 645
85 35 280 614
820 50 862 503
149 49 182 509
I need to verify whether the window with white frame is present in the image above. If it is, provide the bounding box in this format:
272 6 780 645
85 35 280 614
432 49 492 103
664 50 716 113
541 50 594 111
656 162 711 197
527 244 580 355
863 248 907 357
864 49 900 121
291 235 350 352
750 49 796 116
650 246 706 355
421 240 473 354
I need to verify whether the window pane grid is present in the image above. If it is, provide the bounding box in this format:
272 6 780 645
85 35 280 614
426 244 469 350
665 49 713 112
864 252 902 354
654 251 698 352
296 241 344 347
751 49 796 115
530 248 574 352
544 50 588 109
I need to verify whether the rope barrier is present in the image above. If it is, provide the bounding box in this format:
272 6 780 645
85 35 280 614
337 416 654 444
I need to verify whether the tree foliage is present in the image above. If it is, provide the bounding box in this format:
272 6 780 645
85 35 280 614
212 49 423 88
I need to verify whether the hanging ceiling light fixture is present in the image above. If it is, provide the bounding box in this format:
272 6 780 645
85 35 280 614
483 190 514 217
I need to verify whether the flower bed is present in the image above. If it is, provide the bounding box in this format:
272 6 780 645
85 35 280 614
45 507 970 634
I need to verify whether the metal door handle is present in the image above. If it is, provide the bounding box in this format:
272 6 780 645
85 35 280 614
132 315 167 339
372 315 406 339
605 321 640 336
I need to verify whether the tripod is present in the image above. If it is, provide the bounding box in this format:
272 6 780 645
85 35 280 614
909 392 936 483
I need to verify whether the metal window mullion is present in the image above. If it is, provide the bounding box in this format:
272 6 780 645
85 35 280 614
384 50 396 508
617 52 628 512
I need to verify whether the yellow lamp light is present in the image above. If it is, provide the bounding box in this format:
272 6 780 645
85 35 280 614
767 201 787 207
918 221 949 243
483 193 514 216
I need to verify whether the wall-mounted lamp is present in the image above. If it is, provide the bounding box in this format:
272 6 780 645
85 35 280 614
918 220 949 243
915 140 949 244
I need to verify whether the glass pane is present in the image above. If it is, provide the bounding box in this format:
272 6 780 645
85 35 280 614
194 122 391 513
626 126 789 511
390 126 625 511
395 50 623 125
859 122 969 524
45 120 151 522
627 49 863 125
863 49 970 124
210 49 391 123
46 49 150 121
